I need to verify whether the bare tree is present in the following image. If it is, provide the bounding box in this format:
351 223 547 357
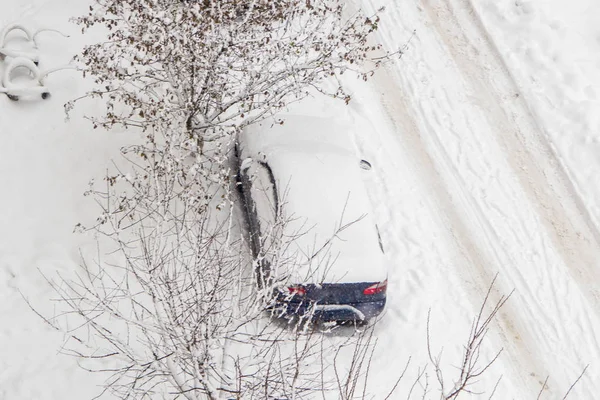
68 0 389 138
65 0 397 220
426 276 512 400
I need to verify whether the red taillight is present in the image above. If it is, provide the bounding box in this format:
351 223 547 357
363 280 387 295
287 285 306 296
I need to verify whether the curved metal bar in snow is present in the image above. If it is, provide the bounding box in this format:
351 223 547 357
0 23 69 63
0 47 39 64
0 57 77 101
3 57 42 86
0 23 36 47
32 28 69 45
0 23 69 47
0 84 49 100
39 64 78 85
1 57 48 101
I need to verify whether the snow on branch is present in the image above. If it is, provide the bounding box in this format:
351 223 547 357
70 0 390 140
39 147 384 399
426 275 512 399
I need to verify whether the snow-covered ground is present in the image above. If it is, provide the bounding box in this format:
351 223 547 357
2 0 600 398
352 0 600 397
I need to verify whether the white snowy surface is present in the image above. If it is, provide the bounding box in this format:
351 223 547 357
0 1 131 399
1 0 600 398
353 0 600 397
472 0 600 230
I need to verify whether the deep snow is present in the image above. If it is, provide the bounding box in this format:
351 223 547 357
1 0 600 398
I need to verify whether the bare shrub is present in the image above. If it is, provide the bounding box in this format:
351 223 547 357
38 145 384 399
426 276 511 400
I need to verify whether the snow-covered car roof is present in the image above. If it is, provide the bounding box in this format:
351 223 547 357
238 115 387 284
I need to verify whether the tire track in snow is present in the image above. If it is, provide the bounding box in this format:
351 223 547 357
367 61 549 397
356 0 600 396
345 39 549 399
427 0 600 347
343 67 534 397
414 0 600 394
426 0 600 319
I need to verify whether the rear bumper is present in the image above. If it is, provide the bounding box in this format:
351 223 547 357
270 299 386 322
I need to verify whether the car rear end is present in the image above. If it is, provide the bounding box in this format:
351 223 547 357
270 280 387 322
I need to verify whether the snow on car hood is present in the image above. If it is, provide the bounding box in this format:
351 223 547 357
240 116 387 284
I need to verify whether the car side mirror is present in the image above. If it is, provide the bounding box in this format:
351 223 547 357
240 157 254 172
359 159 372 170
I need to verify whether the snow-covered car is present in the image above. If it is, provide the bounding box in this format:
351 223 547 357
236 115 387 323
